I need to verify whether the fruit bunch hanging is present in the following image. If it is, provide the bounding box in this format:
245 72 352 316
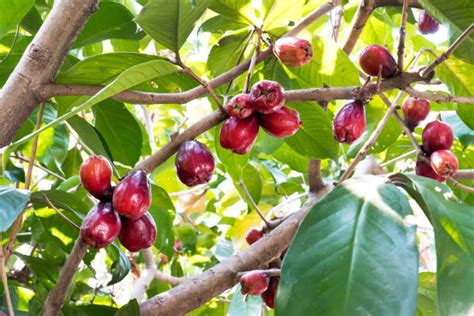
79 156 156 252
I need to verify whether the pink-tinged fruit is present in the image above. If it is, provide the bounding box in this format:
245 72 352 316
119 212 157 252
249 80 285 114
333 100 366 144
175 140 215 187
422 120 453 155
262 276 279 309
80 202 121 249
402 96 430 130
418 11 439 34
80 155 113 200
112 170 151 219
430 149 458 177
245 228 264 245
359 45 397 78
416 158 445 182
273 37 313 67
219 115 259 155
225 94 254 119
259 106 302 138
240 271 270 296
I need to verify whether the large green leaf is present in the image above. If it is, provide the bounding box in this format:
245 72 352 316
0 186 30 232
107 243 131 286
0 0 34 39
93 100 143 166
277 175 418 315
13 59 178 146
261 0 306 31
114 299 139 315
284 102 339 160
67 116 113 161
393 174 474 316
74 2 144 48
441 111 474 149
209 0 258 25
150 184 176 258
418 0 474 64
136 0 209 52
207 30 251 77
30 190 91 215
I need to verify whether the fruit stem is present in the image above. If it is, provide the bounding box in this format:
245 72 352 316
239 178 273 229
380 149 417 167
447 177 474 193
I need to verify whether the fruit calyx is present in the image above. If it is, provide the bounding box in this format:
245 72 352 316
430 149 458 177
249 80 285 114
225 93 254 119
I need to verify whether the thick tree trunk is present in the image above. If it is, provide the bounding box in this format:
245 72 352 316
0 0 99 148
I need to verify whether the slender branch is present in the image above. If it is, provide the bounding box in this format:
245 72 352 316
243 26 263 93
338 91 405 183
405 87 474 104
0 243 14 316
0 25 20 65
284 1 339 37
448 177 474 193
420 24 474 78
454 169 474 181
13 156 66 181
5 103 45 260
341 0 376 54
43 194 80 230
381 149 417 167
397 0 409 73
239 179 273 229
308 160 325 192
41 239 88 315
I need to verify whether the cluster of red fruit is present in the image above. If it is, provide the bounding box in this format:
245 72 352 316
239 228 280 309
79 156 156 252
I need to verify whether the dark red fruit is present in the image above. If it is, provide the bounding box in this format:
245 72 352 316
402 96 430 130
359 45 397 78
245 228 264 245
273 37 313 67
240 271 270 295
80 202 121 249
333 100 366 144
80 155 113 200
430 150 458 177
416 158 445 182
249 80 285 114
112 170 151 219
119 212 157 252
259 106 302 138
422 120 453 155
219 115 259 154
418 11 439 34
225 94 254 119
175 140 215 187
262 276 279 309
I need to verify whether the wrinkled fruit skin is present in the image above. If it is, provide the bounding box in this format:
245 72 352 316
259 106 302 138
245 228 264 245
112 170 151 219
119 212 157 252
80 202 121 249
333 100 366 144
422 121 453 155
240 271 270 296
359 45 397 78
225 94 254 119
402 97 430 130
430 150 458 177
273 37 313 67
262 276 279 309
250 80 285 114
416 158 445 182
175 140 215 187
80 155 113 200
418 11 439 34
220 115 259 154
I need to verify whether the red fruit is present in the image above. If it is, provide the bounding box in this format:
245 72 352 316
359 45 397 78
245 228 264 245
259 106 302 138
225 94 254 119
430 150 458 177
416 158 445 182
219 115 259 154
80 155 113 200
119 212 157 252
174 239 183 252
273 37 313 67
240 271 270 295
175 140 215 187
112 170 151 219
422 121 453 155
249 80 285 114
402 96 430 130
333 100 366 144
418 11 439 34
262 276 279 309
80 202 121 249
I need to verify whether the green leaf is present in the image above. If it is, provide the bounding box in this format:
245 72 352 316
150 184 176 258
228 285 263 316
241 164 262 204
261 0 306 31
0 0 34 39
107 243 131 286
62 148 83 178
30 190 91 215
393 174 474 316
209 0 258 25
74 2 144 48
417 272 437 316
441 111 474 148
114 299 140 315
277 175 418 315
199 15 248 34
271 142 309 174
93 100 143 166
284 102 339 160
67 116 113 160
13 59 178 146
136 0 209 52
0 186 30 232
208 30 251 77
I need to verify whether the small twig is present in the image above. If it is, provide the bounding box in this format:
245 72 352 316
404 87 474 104
332 5 344 42
397 0 409 74
0 25 20 65
420 24 474 78
453 169 474 181
308 160 325 192
448 177 474 193
376 65 383 92
226 28 255 94
43 194 80 230
236 268 281 279
13 155 66 181
0 241 14 316
168 183 209 197
380 150 417 167
338 91 405 183
5 102 45 259
239 178 273 229
243 26 263 93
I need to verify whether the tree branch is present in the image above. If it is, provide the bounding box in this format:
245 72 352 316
405 87 474 104
0 243 14 316
341 0 376 54
308 160 325 192
397 0 409 73
448 177 474 193
453 169 474 181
